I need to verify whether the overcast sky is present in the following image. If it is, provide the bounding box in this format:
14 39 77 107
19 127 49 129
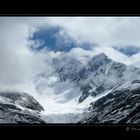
1 17 140 92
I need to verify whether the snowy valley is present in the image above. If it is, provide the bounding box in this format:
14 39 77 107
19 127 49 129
1 53 140 124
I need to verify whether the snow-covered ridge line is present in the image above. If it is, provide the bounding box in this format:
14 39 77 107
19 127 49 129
0 91 45 124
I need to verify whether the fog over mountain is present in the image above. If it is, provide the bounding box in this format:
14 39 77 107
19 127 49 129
1 17 140 123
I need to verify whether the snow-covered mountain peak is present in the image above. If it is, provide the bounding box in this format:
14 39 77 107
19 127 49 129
31 52 140 123
85 53 111 73
91 53 108 61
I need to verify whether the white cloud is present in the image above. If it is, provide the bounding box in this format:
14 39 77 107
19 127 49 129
46 17 140 47
27 17 140 64
45 17 140 66
0 17 47 90
8 17 140 47
1 16 140 93
7 17 140 47
93 47 131 65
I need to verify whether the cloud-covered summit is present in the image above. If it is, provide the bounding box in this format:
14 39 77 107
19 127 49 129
1 17 140 93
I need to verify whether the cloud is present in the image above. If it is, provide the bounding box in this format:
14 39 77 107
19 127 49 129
46 17 140 47
8 17 140 48
46 17 140 67
1 16 140 93
0 17 47 90
26 17 140 66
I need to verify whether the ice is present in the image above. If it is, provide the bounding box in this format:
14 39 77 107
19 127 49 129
39 90 112 123
39 89 112 123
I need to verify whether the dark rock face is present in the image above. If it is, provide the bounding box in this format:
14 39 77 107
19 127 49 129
53 56 83 82
79 84 91 103
80 86 140 124
0 92 44 112
51 53 120 102
86 53 111 74
0 92 45 124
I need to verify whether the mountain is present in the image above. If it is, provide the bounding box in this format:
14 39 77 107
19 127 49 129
76 54 140 124
79 83 140 124
77 53 140 102
2 52 140 123
33 53 140 123
38 53 139 100
0 91 45 124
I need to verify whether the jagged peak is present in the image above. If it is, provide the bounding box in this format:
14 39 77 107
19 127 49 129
93 53 108 60
88 53 110 65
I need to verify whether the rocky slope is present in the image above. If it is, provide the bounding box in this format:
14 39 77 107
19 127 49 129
0 91 45 124
79 83 140 124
